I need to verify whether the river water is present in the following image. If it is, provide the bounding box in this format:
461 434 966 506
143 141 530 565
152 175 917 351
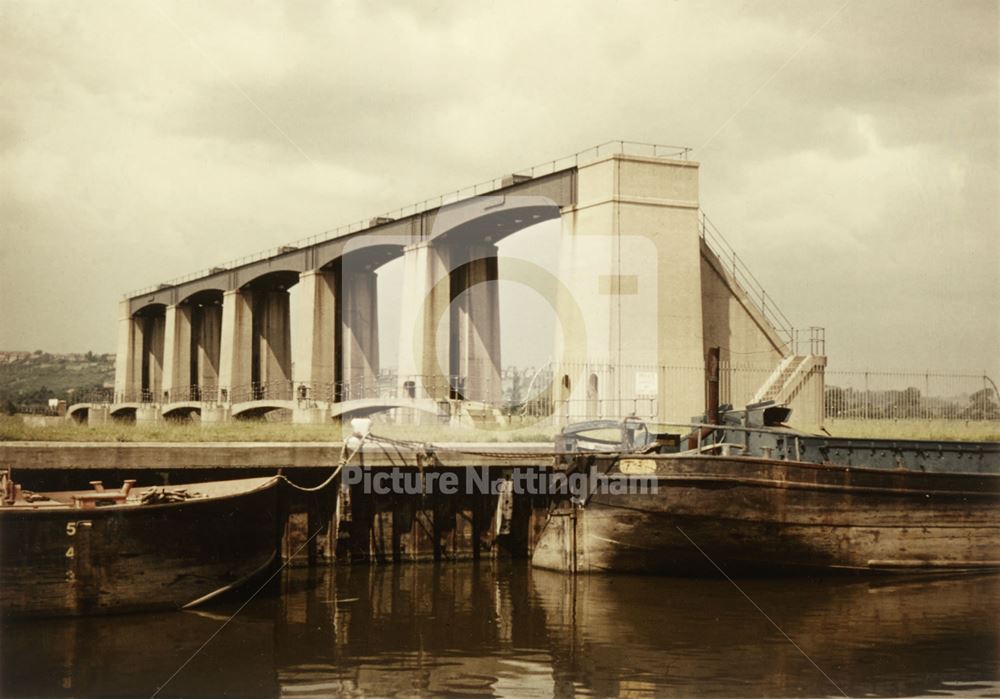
2 563 998 698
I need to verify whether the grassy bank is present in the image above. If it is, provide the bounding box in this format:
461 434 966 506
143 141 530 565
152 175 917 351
823 418 1000 442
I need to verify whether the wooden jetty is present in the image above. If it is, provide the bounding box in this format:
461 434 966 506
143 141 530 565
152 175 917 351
0 440 554 471
0 440 557 588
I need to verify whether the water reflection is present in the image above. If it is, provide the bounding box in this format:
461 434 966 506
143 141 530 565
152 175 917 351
2 564 998 697
2 603 278 697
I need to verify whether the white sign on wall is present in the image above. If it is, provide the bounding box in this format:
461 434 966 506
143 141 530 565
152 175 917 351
634 371 658 397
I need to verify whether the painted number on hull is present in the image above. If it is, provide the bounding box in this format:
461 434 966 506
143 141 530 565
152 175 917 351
619 458 658 475
65 521 90 584
66 520 92 536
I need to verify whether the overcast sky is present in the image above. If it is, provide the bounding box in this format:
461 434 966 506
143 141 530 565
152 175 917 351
1 0 997 377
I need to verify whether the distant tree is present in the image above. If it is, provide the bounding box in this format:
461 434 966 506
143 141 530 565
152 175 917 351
824 386 845 418
965 388 1000 420
509 371 524 409
970 388 997 406
891 387 922 418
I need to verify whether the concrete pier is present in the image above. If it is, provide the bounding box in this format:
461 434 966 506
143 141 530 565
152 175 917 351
193 297 222 396
161 303 192 401
397 241 451 400
114 299 142 401
341 265 380 399
450 242 501 404
218 289 253 402
292 269 338 398
252 288 293 399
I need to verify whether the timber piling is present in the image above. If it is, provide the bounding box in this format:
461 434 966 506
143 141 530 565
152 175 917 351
0 441 557 568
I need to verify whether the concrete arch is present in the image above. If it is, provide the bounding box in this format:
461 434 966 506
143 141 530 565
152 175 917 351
429 201 561 248
178 287 225 305
67 403 92 423
110 403 140 416
162 402 203 418
317 242 404 274
231 399 297 419
328 397 440 420
132 301 168 317
106 404 139 424
236 269 301 292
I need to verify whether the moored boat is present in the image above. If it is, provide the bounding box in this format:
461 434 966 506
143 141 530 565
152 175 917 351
0 473 283 618
532 409 1000 575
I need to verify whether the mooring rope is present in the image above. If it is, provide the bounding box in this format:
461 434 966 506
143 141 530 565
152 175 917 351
277 430 638 488
280 434 369 493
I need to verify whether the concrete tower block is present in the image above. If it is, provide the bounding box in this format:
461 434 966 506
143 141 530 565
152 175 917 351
341 266 380 400
161 303 193 402
253 290 293 399
142 312 166 402
218 289 253 403
194 303 223 395
450 243 501 404
292 269 338 401
114 299 143 402
554 154 705 423
397 242 451 400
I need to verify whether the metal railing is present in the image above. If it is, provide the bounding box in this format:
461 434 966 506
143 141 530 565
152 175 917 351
825 370 1000 421
794 327 826 356
510 361 779 423
126 140 692 299
698 211 797 353
41 363 1000 424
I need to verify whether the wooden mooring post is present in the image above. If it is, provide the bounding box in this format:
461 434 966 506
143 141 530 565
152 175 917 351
277 465 553 568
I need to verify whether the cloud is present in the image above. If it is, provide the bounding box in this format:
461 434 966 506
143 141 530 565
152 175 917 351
0 0 996 377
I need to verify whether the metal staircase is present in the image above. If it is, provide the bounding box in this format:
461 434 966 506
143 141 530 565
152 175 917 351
752 354 827 406
699 211 796 353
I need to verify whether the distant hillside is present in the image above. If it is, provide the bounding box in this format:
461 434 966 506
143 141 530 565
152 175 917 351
0 351 115 410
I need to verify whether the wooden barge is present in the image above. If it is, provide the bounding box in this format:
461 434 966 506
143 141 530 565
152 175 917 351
0 475 283 618
533 410 1000 575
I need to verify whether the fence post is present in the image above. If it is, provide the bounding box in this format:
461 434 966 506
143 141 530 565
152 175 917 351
863 372 870 420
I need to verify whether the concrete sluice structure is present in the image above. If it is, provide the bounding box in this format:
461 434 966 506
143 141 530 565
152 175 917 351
94 142 825 431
